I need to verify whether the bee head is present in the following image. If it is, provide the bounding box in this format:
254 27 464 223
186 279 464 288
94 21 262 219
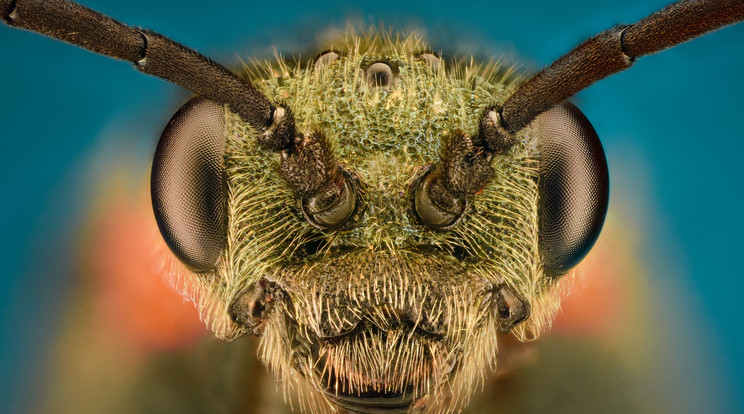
151 34 607 412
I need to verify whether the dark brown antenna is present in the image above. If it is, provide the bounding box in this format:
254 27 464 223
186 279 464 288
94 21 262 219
1 0 295 149
1 0 358 228
479 0 744 148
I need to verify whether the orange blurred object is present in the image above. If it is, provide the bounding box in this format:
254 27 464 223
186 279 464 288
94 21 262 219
551 243 627 337
84 190 208 353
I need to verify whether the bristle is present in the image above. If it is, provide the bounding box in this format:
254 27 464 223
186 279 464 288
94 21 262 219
161 30 571 413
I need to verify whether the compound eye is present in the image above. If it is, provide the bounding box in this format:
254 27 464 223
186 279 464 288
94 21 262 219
151 97 228 272
302 169 359 231
535 102 609 275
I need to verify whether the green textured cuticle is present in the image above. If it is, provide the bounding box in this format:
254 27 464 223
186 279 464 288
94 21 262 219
197 33 562 414
218 33 553 332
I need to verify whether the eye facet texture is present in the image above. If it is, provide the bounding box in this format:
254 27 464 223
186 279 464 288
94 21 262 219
151 97 227 272
536 102 609 275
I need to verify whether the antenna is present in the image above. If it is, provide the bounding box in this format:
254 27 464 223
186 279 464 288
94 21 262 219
1 0 294 147
479 0 744 146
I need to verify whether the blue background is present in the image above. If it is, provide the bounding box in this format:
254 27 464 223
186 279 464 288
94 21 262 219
1 0 742 412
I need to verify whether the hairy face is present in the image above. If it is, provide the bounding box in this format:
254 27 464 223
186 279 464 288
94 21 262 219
160 34 578 414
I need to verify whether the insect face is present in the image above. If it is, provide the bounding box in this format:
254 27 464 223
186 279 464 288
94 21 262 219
3 1 743 413
151 35 608 413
